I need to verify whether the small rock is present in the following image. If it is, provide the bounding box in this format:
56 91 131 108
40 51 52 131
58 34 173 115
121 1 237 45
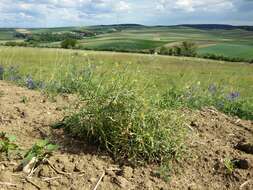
144 179 153 189
88 177 97 184
122 166 133 179
234 159 251 169
39 166 53 177
0 171 13 182
106 170 116 177
62 163 75 172
188 183 204 190
235 143 253 154
114 176 131 189
49 180 60 187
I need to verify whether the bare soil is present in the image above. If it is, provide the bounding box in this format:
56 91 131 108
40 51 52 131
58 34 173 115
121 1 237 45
0 81 252 190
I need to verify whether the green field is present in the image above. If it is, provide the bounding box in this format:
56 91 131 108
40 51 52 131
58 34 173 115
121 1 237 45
1 25 253 59
0 29 17 40
197 43 253 59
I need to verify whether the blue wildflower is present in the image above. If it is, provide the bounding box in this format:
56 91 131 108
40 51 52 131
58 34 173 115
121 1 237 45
0 65 4 80
227 92 240 101
26 76 36 89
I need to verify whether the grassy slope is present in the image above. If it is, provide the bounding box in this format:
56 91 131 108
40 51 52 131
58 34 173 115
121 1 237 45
0 47 252 98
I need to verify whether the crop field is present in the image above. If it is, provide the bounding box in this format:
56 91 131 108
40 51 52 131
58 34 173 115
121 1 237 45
0 29 17 40
197 43 253 59
1 25 253 59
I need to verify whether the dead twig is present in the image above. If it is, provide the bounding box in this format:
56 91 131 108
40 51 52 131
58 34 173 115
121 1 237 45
27 164 39 178
0 181 18 187
45 159 71 176
93 171 105 190
24 178 41 190
42 176 61 181
240 180 252 190
186 124 194 131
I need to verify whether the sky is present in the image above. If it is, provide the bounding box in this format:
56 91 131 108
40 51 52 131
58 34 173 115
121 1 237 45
0 0 253 28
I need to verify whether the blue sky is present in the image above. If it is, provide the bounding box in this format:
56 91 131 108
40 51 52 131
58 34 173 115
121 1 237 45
0 0 253 27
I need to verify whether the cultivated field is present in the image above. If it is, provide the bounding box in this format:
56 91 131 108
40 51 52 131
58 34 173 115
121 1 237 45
1 25 253 59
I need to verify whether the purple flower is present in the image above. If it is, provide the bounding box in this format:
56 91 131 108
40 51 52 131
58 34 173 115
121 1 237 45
227 92 240 101
26 76 36 89
0 65 4 80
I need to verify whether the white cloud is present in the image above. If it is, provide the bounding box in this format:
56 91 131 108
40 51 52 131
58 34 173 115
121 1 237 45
0 0 252 27
157 0 235 12
115 1 131 12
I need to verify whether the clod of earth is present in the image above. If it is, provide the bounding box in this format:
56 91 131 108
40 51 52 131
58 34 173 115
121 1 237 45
235 143 253 154
233 159 251 170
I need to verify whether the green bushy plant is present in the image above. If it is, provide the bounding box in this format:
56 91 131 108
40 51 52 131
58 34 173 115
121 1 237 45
59 73 186 165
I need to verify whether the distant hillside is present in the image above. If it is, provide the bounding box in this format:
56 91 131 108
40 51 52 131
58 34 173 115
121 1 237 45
179 24 253 31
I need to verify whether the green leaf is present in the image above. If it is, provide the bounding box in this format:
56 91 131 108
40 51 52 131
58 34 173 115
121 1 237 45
46 144 58 152
36 139 49 148
7 135 17 142
8 143 18 150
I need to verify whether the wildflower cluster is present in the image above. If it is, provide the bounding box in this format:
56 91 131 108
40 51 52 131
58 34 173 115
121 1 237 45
159 83 252 120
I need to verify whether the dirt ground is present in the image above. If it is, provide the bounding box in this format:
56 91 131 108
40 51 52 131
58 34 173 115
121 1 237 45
0 80 252 190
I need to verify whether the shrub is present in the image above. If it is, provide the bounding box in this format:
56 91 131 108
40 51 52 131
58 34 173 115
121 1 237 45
198 53 252 63
180 41 197 57
58 73 186 165
4 41 29 47
159 41 197 57
61 39 77 49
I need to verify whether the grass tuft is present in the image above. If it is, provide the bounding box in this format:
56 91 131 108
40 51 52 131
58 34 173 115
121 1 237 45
59 72 186 165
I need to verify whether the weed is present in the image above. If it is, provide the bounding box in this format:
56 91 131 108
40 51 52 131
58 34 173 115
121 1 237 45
0 132 18 158
20 96 28 104
153 164 172 182
224 158 235 174
21 139 58 167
